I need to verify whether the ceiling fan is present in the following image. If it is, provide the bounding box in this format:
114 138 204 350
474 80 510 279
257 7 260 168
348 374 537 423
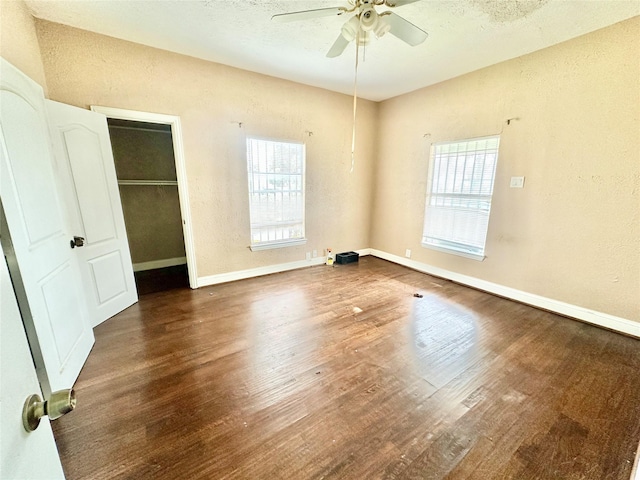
272 0 428 58
272 1 427 172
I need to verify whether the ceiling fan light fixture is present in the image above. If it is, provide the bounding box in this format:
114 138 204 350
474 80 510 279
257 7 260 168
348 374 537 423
341 15 361 42
373 17 390 37
359 7 378 31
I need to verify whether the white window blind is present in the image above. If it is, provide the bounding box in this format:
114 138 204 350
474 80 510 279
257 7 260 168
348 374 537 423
422 135 500 260
246 137 305 249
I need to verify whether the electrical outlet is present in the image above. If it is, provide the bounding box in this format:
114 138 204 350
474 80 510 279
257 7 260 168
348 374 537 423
312 250 318 258
405 249 412 258
305 252 311 261
510 176 525 188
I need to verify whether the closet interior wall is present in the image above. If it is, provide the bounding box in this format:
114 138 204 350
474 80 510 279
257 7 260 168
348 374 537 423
107 118 188 293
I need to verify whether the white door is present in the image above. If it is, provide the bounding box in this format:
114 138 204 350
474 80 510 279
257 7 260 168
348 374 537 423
0 249 65 480
0 58 94 394
46 100 138 327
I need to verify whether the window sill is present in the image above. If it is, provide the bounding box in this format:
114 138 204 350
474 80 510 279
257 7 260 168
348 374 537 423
250 239 307 251
421 243 485 261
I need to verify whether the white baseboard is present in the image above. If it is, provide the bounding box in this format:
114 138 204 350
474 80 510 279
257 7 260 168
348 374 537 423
197 249 372 288
367 249 640 338
133 257 187 272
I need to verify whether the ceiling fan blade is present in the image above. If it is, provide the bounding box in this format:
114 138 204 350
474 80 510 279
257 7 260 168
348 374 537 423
385 0 423 6
272 7 346 23
326 34 351 58
383 12 428 46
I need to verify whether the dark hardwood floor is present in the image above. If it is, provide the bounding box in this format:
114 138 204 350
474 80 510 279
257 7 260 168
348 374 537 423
134 264 190 295
52 256 640 479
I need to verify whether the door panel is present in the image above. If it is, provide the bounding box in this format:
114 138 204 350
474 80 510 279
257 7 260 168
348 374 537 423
89 250 128 302
46 100 138 327
42 263 88 363
2 92 62 246
0 58 94 394
62 127 117 244
0 247 65 480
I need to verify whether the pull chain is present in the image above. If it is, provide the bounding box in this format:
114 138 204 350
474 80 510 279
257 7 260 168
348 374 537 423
350 30 360 173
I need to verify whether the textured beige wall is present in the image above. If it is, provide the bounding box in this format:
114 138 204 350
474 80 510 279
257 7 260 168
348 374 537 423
0 0 48 93
109 127 177 181
372 17 640 321
35 20 377 278
119 186 186 264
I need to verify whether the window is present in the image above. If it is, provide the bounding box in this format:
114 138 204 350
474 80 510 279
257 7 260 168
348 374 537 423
422 135 500 260
246 137 305 250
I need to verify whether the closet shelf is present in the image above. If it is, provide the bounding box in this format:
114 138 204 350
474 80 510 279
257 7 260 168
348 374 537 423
118 180 178 186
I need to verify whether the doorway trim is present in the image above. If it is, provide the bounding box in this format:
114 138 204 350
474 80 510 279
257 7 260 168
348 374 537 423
90 106 198 289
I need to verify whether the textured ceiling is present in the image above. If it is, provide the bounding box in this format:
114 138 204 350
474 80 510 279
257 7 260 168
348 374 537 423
25 0 639 101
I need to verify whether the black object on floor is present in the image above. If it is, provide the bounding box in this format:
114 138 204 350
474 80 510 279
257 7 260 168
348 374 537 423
335 251 359 264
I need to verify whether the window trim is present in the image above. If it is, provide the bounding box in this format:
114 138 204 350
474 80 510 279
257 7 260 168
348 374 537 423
249 238 307 252
246 136 306 250
421 242 486 262
421 134 500 261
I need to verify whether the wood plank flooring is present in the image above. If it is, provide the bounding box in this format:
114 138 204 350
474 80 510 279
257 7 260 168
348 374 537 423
133 264 189 295
52 256 640 479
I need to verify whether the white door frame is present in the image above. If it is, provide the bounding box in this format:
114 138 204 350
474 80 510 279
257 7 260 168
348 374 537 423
90 106 198 289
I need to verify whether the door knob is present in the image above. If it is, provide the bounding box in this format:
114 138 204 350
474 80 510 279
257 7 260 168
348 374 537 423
70 236 85 248
22 389 76 432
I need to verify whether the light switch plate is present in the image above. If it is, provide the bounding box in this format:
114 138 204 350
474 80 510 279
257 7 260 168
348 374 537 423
510 176 525 188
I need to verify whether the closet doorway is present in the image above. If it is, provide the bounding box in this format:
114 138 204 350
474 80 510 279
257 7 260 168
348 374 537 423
92 106 197 294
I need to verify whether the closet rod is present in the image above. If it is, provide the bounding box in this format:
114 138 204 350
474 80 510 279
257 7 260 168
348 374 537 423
118 180 178 186
109 125 172 134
